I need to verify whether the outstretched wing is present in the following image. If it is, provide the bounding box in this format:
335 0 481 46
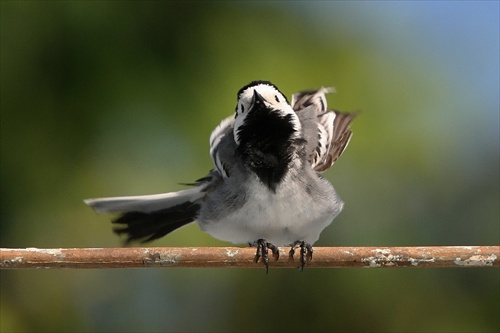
315 110 356 171
291 87 334 113
291 87 356 172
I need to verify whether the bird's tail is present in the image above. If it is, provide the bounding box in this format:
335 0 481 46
84 186 205 244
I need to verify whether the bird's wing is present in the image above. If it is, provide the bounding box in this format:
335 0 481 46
291 87 355 172
291 87 334 114
209 115 235 179
314 110 356 172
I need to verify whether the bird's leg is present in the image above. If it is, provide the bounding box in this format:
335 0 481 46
253 239 279 273
288 240 313 271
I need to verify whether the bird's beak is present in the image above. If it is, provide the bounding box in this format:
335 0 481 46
252 90 265 106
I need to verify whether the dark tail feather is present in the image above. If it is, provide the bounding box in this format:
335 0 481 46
112 201 201 244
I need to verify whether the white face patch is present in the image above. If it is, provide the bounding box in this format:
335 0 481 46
234 83 302 145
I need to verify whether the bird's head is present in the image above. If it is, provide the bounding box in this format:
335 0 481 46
233 81 301 146
232 81 305 191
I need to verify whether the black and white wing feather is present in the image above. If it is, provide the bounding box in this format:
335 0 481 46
209 115 235 179
292 87 356 172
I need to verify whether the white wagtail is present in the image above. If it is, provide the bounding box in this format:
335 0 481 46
85 81 356 271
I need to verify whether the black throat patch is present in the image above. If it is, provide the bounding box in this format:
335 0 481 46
236 103 303 192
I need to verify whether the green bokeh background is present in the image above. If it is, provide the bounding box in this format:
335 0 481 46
1 1 498 332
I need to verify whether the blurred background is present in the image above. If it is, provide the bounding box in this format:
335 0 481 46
1 1 498 332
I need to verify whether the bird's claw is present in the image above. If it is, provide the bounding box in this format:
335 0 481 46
253 239 279 273
288 241 313 271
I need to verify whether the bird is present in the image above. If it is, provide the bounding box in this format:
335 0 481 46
84 80 356 271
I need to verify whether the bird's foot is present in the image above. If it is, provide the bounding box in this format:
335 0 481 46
253 239 279 273
288 241 313 271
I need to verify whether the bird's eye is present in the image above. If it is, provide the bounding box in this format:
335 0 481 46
274 95 280 103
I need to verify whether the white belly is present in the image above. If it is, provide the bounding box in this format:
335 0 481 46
198 175 343 246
